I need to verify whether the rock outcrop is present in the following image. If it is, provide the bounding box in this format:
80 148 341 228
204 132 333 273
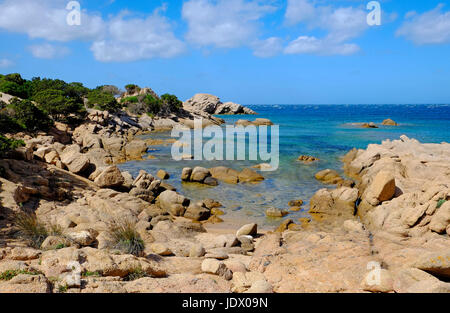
183 94 256 116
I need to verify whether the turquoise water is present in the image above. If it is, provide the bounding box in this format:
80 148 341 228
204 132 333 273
119 104 450 226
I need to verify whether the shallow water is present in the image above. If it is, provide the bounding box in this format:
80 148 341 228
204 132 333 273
118 104 450 227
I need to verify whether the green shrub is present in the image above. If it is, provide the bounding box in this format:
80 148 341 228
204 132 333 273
87 90 121 112
0 135 25 156
32 89 85 122
58 284 68 293
108 220 145 256
0 79 28 99
0 113 24 133
0 269 42 281
142 95 162 115
125 84 140 94
121 96 139 104
82 271 101 278
8 98 54 131
97 85 121 96
161 94 182 112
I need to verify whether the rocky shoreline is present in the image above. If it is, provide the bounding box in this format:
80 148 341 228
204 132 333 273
0 89 449 293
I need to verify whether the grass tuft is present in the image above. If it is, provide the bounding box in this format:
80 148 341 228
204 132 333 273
14 212 64 249
123 268 148 281
15 212 48 249
437 199 447 209
108 219 145 257
82 271 101 278
0 269 42 281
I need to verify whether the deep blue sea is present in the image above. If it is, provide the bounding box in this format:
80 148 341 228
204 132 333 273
119 104 450 227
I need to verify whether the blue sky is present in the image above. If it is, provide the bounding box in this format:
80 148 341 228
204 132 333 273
0 0 449 104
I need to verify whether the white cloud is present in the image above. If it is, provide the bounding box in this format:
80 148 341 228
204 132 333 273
0 0 185 62
0 0 104 42
182 0 276 48
252 37 283 58
397 4 450 45
90 11 186 62
283 0 367 56
285 36 359 55
0 58 14 68
285 0 315 26
28 43 70 59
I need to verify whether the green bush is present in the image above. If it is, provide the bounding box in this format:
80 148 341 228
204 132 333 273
8 98 54 131
0 269 42 281
142 94 162 115
97 85 121 96
87 90 121 112
0 79 28 99
125 84 140 94
161 94 182 112
0 135 25 156
32 89 85 122
121 96 139 104
0 113 24 133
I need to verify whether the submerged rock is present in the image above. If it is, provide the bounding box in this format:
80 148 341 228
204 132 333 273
314 169 343 185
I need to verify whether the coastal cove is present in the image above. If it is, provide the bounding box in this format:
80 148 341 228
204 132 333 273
118 104 450 227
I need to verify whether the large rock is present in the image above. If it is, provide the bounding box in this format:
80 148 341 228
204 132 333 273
215 102 256 115
184 203 211 221
156 169 170 180
429 201 450 234
124 139 147 160
94 166 125 188
309 187 359 220
201 259 232 280
315 169 343 185
365 170 396 204
412 250 450 278
181 168 193 181
157 190 189 216
236 223 257 237
60 145 90 174
361 269 394 293
382 119 398 126
0 274 50 293
210 166 240 184
238 168 264 183
190 167 211 183
184 94 221 114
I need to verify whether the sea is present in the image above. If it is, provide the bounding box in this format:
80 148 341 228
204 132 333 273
118 104 450 227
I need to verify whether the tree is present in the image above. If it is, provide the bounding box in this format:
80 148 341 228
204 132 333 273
0 76 29 99
87 89 121 112
8 98 54 132
32 89 85 122
65 82 90 99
